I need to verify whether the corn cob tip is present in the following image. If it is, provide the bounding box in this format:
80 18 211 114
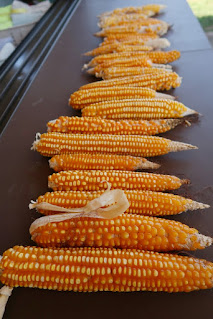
185 201 210 211
168 140 198 153
195 234 213 249
31 133 41 151
167 119 183 129
158 4 167 11
155 92 175 100
86 67 95 75
153 63 172 70
147 38 170 49
82 63 89 70
182 107 198 117
84 50 93 56
137 159 160 170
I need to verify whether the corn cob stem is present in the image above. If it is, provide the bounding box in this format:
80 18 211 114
79 72 181 91
47 170 188 192
70 88 174 109
32 133 197 157
30 212 213 251
82 99 197 120
49 154 160 172
47 117 182 136
1 245 213 292
0 286 13 319
31 190 209 217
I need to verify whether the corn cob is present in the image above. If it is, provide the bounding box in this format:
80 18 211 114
30 213 212 251
47 117 182 136
84 58 157 73
99 4 166 18
104 32 159 41
32 133 197 158
86 65 172 76
47 170 188 192
99 16 166 28
99 13 150 29
49 154 159 172
70 88 174 109
84 56 153 71
1 245 213 292
80 72 181 91
86 51 180 68
31 190 209 217
101 38 170 49
82 99 197 120
84 43 153 56
93 66 172 80
95 23 169 37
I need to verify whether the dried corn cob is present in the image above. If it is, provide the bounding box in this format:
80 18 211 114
85 58 157 73
104 32 159 41
101 38 170 49
84 57 153 71
95 22 169 37
70 88 174 109
86 51 180 68
47 117 182 136
30 213 212 251
84 43 153 56
1 245 213 292
31 190 209 217
94 66 172 80
80 72 181 91
49 154 159 172
47 170 188 192
82 99 196 120
99 13 150 29
32 133 197 158
99 4 166 18
99 16 166 28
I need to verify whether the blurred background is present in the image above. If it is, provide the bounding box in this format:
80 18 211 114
0 0 55 65
0 0 213 66
187 0 213 46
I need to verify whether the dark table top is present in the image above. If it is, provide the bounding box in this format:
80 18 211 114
0 0 213 318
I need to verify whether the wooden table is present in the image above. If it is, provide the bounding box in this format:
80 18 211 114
0 1 213 318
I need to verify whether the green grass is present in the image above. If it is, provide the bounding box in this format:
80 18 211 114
187 0 213 31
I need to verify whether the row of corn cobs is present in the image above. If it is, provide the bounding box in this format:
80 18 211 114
1 5 213 305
